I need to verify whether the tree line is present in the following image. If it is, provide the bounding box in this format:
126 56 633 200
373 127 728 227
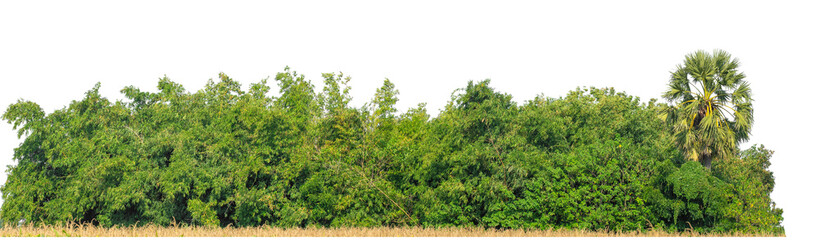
1 51 783 233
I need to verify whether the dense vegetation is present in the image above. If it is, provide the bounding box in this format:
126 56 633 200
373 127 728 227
1 56 783 233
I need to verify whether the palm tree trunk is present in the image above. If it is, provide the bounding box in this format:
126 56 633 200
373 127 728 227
701 153 712 169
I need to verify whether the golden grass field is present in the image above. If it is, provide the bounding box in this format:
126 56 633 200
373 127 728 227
0 223 783 237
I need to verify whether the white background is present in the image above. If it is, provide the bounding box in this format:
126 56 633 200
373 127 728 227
1 0 816 237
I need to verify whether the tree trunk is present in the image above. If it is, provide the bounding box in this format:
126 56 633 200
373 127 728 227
700 153 712 169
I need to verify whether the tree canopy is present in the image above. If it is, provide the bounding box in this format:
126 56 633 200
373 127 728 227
1 65 782 234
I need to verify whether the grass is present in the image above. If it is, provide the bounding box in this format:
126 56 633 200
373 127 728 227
0 223 784 237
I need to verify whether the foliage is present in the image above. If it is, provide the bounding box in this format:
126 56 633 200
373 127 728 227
1 66 782 234
1 224 782 237
712 145 784 233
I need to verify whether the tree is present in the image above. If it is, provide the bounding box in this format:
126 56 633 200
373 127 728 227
712 145 784 233
662 50 753 169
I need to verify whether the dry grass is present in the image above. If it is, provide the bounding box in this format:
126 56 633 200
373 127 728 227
0 223 783 237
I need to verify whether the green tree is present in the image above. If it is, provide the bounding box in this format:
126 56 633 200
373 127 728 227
662 50 753 169
712 145 784 233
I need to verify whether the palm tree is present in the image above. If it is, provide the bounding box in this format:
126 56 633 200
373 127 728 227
663 50 753 169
